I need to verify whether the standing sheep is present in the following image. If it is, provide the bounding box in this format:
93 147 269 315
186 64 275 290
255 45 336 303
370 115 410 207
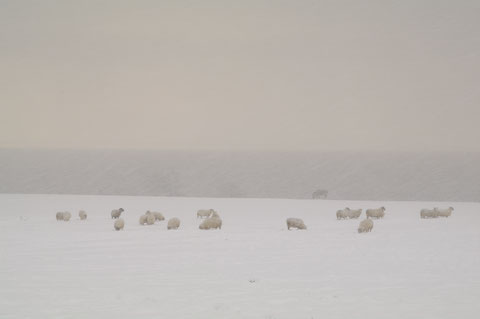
79 210 87 220
167 218 181 230
114 218 125 231
420 208 437 219
56 212 64 221
286 218 307 230
358 219 374 233
197 209 214 218
366 207 386 219
199 217 222 230
111 208 124 219
63 211 72 221
348 209 362 219
336 208 351 220
434 207 454 218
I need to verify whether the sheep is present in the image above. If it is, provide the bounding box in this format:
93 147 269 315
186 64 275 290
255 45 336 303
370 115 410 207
420 208 437 219
286 218 307 230
197 209 214 218
211 210 220 218
152 211 165 221
146 210 165 221
56 212 64 221
114 218 125 231
111 208 124 219
139 214 148 225
336 208 351 220
348 208 362 219
146 213 155 225
62 211 71 221
79 210 87 220
199 217 222 230
366 207 385 219
167 218 181 230
336 208 362 219
358 219 374 233
434 207 454 218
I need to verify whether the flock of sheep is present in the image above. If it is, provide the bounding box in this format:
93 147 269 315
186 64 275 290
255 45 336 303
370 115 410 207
55 207 223 231
55 205 454 234
287 205 453 233
420 207 454 218
284 207 385 233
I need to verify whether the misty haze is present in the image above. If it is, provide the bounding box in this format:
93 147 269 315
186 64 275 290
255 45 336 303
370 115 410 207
1 149 479 201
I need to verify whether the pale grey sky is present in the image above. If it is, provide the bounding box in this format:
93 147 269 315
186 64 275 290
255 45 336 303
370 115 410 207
1 0 479 151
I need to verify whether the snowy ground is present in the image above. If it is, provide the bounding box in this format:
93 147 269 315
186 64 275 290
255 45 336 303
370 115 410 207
1 194 479 319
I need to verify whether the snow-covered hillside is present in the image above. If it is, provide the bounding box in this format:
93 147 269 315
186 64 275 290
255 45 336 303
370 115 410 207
1 194 479 318
0 149 479 201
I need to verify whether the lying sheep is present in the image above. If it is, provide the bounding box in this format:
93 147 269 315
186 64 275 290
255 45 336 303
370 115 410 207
148 211 165 221
79 210 87 220
114 218 125 231
336 208 350 220
199 217 222 230
146 210 164 221
139 213 156 225
146 213 155 225
286 218 307 230
197 209 214 218
63 211 71 221
56 212 64 221
139 214 148 225
358 219 374 233
111 208 124 219
167 218 181 230
366 207 385 219
420 208 437 219
434 207 454 218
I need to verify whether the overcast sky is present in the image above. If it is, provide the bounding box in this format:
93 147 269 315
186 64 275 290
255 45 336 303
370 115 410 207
1 0 479 151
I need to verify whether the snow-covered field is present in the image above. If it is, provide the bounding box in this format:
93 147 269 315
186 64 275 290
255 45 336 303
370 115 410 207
1 194 479 319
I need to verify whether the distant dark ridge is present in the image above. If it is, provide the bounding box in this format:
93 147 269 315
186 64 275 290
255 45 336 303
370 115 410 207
0 149 479 202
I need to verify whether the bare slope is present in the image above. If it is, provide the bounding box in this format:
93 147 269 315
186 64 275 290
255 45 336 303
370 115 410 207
0 149 479 201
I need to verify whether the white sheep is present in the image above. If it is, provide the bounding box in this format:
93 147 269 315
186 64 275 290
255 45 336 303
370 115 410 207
146 210 164 221
139 214 148 225
62 211 71 221
348 208 362 219
111 208 124 219
366 207 386 219
420 208 437 219
434 207 454 218
358 219 374 233
146 213 155 225
79 210 87 220
151 211 165 221
211 210 220 218
167 217 181 230
197 209 214 218
199 217 222 230
336 208 350 220
114 218 125 231
56 212 64 221
286 218 307 230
